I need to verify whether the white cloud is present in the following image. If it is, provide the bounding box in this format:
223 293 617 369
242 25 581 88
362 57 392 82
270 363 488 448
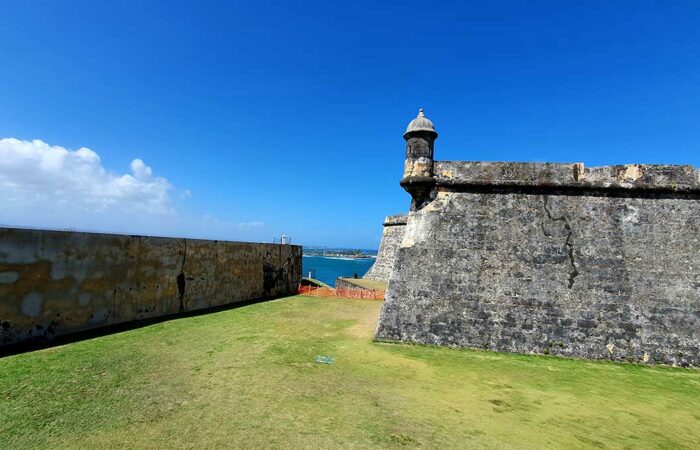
199 216 266 233
238 221 265 229
130 158 153 180
0 137 274 242
0 138 173 215
0 137 181 236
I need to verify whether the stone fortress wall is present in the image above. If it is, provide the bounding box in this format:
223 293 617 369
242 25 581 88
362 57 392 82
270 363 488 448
0 227 301 347
363 214 407 283
375 110 700 366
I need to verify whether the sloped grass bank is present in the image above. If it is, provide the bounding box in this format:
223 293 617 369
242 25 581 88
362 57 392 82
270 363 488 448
1 296 698 449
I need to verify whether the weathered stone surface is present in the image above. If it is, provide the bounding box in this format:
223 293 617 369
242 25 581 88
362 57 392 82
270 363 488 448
364 214 407 283
336 277 387 291
434 161 700 192
0 227 301 346
377 112 699 366
376 178 700 366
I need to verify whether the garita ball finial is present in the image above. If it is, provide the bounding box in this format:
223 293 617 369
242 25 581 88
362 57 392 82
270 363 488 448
418 108 425 116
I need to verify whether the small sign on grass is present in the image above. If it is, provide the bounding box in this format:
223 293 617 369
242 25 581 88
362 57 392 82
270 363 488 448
314 355 334 365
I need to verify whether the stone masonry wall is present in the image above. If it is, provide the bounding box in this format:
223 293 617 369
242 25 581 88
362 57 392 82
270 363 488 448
364 215 407 282
376 162 700 366
0 227 301 346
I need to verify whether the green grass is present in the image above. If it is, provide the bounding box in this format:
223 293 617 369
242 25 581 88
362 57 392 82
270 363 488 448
1 296 699 449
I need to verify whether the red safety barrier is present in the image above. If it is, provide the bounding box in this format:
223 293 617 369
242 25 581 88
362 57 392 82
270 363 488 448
298 285 385 300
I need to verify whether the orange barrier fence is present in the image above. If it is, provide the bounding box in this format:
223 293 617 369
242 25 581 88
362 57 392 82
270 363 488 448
298 285 385 300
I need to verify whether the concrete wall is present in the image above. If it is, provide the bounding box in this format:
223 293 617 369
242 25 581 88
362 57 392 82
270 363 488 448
364 215 407 282
335 278 362 290
0 227 301 346
376 162 700 367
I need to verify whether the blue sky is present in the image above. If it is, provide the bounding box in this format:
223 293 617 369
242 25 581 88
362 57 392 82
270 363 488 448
1 1 698 249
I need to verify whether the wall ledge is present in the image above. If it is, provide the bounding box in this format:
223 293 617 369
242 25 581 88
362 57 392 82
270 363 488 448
434 161 700 193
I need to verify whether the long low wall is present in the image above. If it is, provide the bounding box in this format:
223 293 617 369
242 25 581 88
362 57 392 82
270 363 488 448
0 227 301 346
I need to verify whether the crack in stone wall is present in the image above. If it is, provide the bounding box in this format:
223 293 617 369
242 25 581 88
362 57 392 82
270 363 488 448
176 239 188 312
541 195 579 289
263 246 302 296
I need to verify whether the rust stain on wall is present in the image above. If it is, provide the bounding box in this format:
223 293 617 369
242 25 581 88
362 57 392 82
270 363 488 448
0 228 301 346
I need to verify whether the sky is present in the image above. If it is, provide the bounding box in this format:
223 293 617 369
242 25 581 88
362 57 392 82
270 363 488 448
1 1 699 249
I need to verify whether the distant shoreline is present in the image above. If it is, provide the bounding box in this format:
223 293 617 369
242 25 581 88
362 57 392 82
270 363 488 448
303 254 376 261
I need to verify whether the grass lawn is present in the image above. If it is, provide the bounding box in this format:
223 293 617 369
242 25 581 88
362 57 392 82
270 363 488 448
1 296 699 449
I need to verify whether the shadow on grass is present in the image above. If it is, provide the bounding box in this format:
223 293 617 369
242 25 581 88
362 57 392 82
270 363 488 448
0 294 290 358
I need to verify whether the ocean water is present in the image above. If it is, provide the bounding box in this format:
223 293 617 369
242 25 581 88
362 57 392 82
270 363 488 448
302 255 376 286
